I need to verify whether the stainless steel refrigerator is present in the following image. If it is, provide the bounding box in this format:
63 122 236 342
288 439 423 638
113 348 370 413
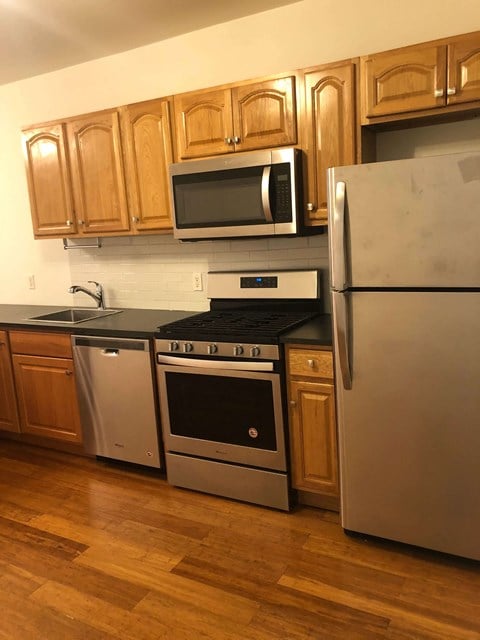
327 151 480 561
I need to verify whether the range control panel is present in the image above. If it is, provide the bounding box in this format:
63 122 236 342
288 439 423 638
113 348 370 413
240 276 278 289
207 269 320 300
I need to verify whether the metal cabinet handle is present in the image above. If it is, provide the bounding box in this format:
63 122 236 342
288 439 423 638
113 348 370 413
66 220 73 226
306 202 315 212
65 370 73 376
290 400 297 407
434 89 444 98
78 220 85 225
233 136 240 143
307 359 315 368
447 87 456 96
132 216 139 223
225 137 233 144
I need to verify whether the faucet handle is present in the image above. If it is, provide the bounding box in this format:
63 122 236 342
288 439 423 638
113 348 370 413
88 280 100 288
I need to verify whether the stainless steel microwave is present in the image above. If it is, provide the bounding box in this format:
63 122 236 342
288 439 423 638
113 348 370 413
169 148 301 241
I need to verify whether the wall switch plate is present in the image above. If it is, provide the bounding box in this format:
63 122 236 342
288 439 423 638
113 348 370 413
28 274 36 289
192 272 203 291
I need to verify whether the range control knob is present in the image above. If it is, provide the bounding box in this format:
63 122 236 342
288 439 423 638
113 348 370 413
207 343 218 355
233 345 244 356
250 346 261 357
183 342 194 353
168 341 179 352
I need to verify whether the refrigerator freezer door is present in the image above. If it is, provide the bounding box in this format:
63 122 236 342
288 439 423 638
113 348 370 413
334 290 480 560
328 152 480 289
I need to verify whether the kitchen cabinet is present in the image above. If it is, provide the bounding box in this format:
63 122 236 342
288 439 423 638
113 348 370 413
0 331 20 433
300 61 356 226
286 346 339 510
173 76 297 159
67 109 130 235
10 331 82 444
22 124 76 238
361 31 480 124
23 109 130 238
121 97 175 233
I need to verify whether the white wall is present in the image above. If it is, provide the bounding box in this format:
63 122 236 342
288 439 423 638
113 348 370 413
1 0 480 309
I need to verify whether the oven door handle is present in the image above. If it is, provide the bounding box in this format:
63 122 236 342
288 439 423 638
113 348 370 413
156 354 274 372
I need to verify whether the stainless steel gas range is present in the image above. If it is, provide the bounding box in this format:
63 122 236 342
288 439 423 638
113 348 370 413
154 270 321 510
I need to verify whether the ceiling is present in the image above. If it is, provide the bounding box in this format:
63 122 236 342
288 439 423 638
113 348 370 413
0 0 299 86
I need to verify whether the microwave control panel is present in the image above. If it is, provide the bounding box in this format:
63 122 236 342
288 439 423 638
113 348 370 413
271 163 293 222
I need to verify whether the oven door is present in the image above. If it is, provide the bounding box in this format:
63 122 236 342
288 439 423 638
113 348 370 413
156 355 287 471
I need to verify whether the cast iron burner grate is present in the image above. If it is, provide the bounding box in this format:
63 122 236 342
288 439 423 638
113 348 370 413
157 310 319 341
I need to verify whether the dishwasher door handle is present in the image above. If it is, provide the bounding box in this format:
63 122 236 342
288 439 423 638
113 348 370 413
101 348 119 357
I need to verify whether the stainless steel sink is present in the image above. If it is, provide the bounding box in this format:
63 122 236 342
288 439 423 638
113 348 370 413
28 308 123 324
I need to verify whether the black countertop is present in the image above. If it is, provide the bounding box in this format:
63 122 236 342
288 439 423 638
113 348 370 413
281 313 332 348
0 304 332 346
0 305 197 339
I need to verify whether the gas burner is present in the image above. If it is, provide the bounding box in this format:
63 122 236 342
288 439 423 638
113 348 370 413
157 309 320 343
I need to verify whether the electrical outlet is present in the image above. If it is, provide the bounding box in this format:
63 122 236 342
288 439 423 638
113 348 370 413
28 274 36 290
192 272 203 291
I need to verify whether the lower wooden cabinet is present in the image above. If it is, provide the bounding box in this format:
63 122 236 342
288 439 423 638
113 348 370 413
0 331 20 433
286 345 339 510
9 331 82 444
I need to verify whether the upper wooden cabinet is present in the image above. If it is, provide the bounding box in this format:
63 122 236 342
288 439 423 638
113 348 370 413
67 110 130 235
361 31 480 124
300 61 356 225
22 124 76 237
447 33 480 106
121 98 175 233
174 76 297 159
0 331 20 433
23 110 131 238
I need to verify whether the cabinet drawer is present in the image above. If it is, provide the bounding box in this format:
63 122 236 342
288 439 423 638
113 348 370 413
288 348 333 379
9 331 72 358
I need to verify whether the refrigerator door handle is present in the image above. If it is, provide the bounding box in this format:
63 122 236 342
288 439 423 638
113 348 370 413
329 179 347 291
333 291 352 390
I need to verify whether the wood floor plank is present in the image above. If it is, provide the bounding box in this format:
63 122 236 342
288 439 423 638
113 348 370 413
74 543 183 590
278 573 480 640
30 580 171 640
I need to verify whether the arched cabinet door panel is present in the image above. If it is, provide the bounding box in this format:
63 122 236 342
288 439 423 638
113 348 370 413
361 44 447 120
174 88 233 159
22 124 76 237
232 76 297 152
67 110 130 234
447 34 480 105
121 98 175 232
301 62 356 225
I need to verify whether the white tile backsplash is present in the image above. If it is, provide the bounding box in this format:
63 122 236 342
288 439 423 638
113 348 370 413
68 233 330 312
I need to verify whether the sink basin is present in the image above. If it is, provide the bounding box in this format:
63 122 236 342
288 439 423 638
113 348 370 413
28 308 122 324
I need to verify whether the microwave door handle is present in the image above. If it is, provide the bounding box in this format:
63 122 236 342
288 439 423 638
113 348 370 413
261 166 273 222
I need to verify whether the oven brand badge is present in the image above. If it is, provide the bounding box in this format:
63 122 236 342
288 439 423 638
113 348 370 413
248 427 259 439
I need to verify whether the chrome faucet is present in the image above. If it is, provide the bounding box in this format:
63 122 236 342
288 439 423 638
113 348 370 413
68 280 105 309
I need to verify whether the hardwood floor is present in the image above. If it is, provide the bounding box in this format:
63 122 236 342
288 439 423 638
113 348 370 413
0 440 479 639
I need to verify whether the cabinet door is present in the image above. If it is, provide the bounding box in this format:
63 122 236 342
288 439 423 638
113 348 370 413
447 33 480 105
361 44 447 120
22 124 76 237
67 110 130 234
174 88 233 159
289 380 338 496
0 332 20 433
122 98 175 232
232 76 297 152
302 63 356 225
12 354 82 443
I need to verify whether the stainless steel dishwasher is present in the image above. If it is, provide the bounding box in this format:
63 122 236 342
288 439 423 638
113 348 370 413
72 335 161 468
